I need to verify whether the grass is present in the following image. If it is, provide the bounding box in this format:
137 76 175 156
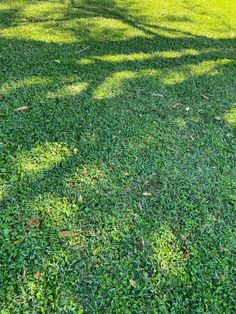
0 0 235 312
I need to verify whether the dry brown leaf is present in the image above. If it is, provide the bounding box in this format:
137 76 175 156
142 192 152 196
129 279 137 288
15 106 30 112
183 248 191 259
26 217 41 227
35 271 40 280
59 231 79 238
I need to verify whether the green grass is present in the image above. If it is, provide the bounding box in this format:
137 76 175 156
0 0 235 312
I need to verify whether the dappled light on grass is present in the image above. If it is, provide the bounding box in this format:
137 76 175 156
1 23 78 44
188 59 233 77
1 17 149 43
0 76 51 97
48 82 89 99
78 49 201 65
16 142 72 176
94 70 139 99
160 59 227 86
31 194 81 229
150 227 187 277
0 0 235 312
92 58 231 98
0 0 234 44
161 70 186 86
94 69 157 99
224 106 236 126
21 1 73 21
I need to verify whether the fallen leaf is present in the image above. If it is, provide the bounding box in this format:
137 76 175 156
26 217 41 227
142 192 152 196
214 116 221 121
15 106 30 112
22 269 26 282
73 148 79 154
172 103 181 109
129 279 137 288
202 95 209 100
35 271 40 280
59 231 79 238
140 237 145 250
54 60 61 63
183 248 191 259
219 247 227 253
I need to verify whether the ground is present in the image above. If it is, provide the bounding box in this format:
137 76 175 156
0 0 235 312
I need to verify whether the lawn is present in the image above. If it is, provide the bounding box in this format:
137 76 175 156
0 0 235 312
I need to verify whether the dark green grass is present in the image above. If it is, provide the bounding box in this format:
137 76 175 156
0 0 236 312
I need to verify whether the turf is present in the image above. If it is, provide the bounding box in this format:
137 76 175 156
0 0 235 312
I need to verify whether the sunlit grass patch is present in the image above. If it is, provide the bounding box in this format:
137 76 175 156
150 227 186 276
78 49 201 65
188 59 233 77
224 106 236 126
0 76 51 97
94 70 138 99
1 14 149 44
32 194 81 229
16 143 72 176
1 22 77 43
174 117 188 129
161 70 186 85
94 69 157 99
48 82 88 98
21 1 71 21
